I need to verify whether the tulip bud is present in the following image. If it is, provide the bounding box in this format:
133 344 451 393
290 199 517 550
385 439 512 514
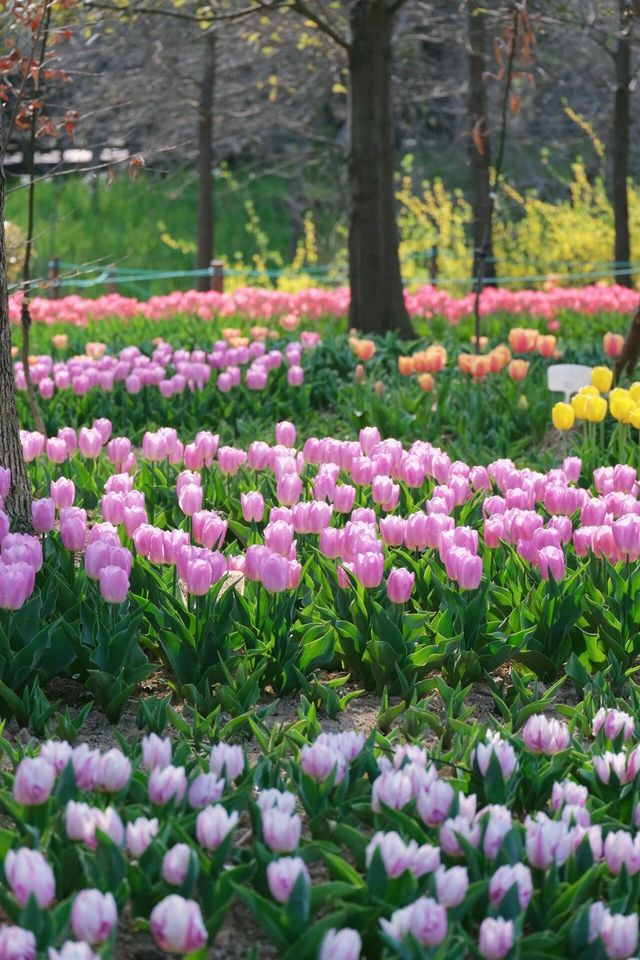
71 889 117 944
162 844 193 886
150 896 207 954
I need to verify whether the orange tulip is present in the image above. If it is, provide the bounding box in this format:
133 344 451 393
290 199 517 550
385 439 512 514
250 325 269 341
352 338 376 362
417 372 435 392
85 341 106 360
280 313 300 332
398 356 416 376
508 327 539 353
426 345 447 372
508 359 530 381
603 332 625 359
537 335 557 358
412 351 428 373
458 353 473 375
51 334 69 350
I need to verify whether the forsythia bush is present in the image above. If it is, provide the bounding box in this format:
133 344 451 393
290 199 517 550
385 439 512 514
397 157 640 289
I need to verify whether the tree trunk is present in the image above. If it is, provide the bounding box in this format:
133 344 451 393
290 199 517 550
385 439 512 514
196 33 216 293
0 114 32 528
468 2 497 287
347 0 413 338
615 306 640 381
613 0 632 288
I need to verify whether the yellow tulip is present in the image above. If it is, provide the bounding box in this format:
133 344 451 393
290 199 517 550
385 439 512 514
585 395 608 422
579 385 600 396
591 366 613 393
630 382 640 403
630 407 640 430
609 387 629 403
552 402 575 430
571 394 588 419
610 395 633 423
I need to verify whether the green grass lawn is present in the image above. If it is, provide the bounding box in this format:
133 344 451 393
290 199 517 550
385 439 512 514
5 165 344 297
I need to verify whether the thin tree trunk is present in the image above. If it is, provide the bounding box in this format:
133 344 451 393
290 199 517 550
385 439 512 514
613 0 632 288
347 0 413 338
0 110 32 528
19 0 50 436
196 33 216 293
468 2 497 287
615 305 640 380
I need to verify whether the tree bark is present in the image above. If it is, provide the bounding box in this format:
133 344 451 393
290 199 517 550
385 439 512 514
615 306 640 381
613 0 632 288
0 111 32 528
468 2 496 287
347 0 413 338
196 33 216 293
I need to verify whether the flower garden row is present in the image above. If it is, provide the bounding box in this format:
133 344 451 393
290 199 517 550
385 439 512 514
2 416 640 727
0 707 639 959
9 282 640 328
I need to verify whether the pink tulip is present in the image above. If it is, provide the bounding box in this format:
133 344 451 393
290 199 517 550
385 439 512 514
241 491 265 523
593 708 635 742
48 942 99 960
525 812 572 868
40 739 72 774
0 926 36 960
142 734 172 771
78 428 102 459
97 749 132 793
478 917 515 959
46 437 67 463
150 895 207 954
148 765 187 806
386 568 415 603
522 714 570 754
187 772 224 809
98 566 129 604
178 483 203 517
12 756 56 806
162 844 193 886
50 477 75 509
266 857 310 903
192 511 227 549
0 467 11 498
195 804 239 850
210 743 244 781
489 863 532 909
275 420 296 446
5 848 55 907
0 562 36 610
435 865 469 908
319 928 361 960
354 551 384 588
71 890 117 944
125 817 159 858
60 507 87 551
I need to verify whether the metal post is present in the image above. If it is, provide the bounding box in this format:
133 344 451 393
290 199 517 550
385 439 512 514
210 259 224 293
48 256 60 299
429 244 438 284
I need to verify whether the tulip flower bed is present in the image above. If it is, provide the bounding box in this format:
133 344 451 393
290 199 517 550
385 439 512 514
16 310 626 467
3 414 640 730
8 282 640 328
1 707 640 959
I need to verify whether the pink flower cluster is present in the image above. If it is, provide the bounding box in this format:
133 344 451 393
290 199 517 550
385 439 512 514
14 336 316 401
8 282 639 328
